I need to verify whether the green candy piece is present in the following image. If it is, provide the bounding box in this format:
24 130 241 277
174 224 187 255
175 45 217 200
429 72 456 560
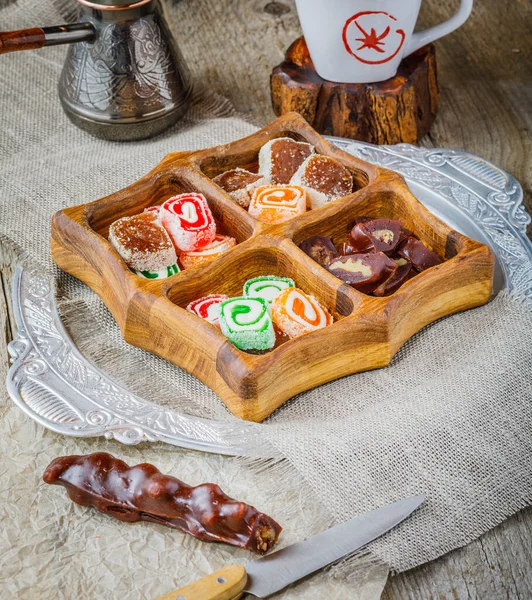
219 297 275 351
131 264 180 279
243 275 295 304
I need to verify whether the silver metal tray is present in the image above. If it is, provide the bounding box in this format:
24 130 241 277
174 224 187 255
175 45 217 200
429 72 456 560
7 141 532 456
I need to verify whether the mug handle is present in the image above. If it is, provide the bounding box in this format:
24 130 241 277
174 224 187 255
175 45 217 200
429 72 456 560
405 0 473 56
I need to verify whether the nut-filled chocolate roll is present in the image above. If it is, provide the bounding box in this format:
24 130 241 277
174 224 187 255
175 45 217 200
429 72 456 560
43 452 282 554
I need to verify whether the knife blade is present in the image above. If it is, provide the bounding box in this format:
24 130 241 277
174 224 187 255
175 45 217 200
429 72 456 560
155 495 423 600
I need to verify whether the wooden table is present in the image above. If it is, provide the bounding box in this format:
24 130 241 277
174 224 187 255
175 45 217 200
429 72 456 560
172 2 532 597
138 0 532 596
1 0 531 597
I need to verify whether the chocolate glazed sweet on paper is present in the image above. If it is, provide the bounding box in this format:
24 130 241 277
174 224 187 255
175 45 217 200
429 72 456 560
43 452 282 554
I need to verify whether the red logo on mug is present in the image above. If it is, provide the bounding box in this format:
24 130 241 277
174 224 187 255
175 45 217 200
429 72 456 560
342 11 406 65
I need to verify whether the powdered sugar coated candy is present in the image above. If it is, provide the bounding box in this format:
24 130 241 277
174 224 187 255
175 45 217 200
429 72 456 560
249 185 306 224
160 193 216 251
109 212 177 272
258 137 314 184
271 288 333 339
186 294 229 328
143 206 162 225
212 168 265 209
290 154 353 209
243 276 295 304
131 264 180 280
219 297 275 351
179 235 236 270
144 205 160 216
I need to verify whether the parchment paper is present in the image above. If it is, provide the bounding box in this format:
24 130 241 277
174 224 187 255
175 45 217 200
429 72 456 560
0 0 388 597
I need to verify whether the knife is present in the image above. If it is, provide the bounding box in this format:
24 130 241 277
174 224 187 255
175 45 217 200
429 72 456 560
155 495 423 600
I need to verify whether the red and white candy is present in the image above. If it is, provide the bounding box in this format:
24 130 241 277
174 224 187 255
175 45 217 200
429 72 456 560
186 294 229 328
160 193 216 251
144 206 161 222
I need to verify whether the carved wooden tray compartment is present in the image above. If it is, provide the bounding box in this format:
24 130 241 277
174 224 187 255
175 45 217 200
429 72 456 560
51 113 494 422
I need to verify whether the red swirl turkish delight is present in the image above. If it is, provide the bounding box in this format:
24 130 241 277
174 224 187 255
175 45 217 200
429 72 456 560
160 193 216 251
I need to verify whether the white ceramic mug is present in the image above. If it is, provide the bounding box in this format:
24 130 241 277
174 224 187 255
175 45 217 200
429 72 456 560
295 0 473 83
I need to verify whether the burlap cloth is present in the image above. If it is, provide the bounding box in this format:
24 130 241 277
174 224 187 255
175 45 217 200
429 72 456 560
1 1 532 598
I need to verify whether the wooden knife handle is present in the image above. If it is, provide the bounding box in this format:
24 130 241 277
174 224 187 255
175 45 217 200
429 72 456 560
155 565 247 600
0 28 46 54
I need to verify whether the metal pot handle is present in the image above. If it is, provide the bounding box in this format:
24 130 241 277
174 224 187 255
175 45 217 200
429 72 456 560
0 23 95 55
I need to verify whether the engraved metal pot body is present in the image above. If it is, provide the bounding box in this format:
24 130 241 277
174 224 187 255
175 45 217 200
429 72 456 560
0 0 191 140
58 0 191 140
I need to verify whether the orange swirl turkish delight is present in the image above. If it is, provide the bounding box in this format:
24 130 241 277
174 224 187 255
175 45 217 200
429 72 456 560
248 185 306 224
271 287 333 339
179 235 236 270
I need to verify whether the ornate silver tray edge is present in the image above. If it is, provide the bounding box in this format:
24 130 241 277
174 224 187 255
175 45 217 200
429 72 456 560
6 267 256 456
6 141 532 455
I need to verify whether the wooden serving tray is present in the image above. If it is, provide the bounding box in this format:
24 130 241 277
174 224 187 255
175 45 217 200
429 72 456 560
51 113 494 422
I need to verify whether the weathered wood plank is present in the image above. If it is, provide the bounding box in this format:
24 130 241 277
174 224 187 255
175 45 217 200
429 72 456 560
382 506 532 600
160 1 532 596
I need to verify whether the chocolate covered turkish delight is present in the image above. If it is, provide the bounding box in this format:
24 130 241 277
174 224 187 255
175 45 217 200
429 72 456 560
397 237 442 272
43 453 282 555
259 137 314 184
291 154 353 209
372 259 413 296
299 236 338 267
340 240 357 256
328 252 397 293
349 218 403 254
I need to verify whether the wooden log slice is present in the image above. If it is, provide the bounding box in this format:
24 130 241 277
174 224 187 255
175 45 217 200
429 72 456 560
271 38 439 145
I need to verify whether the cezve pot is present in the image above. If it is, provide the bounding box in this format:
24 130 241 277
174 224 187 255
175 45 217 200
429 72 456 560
0 0 191 141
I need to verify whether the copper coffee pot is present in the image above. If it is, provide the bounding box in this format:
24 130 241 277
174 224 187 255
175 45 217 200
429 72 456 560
0 0 191 140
